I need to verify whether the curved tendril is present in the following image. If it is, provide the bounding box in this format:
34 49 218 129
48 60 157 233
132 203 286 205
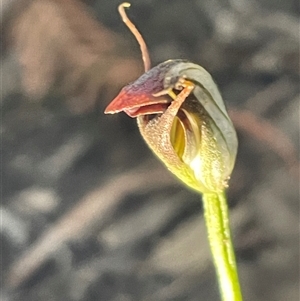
118 2 151 72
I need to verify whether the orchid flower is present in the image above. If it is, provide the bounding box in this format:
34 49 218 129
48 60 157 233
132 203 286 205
105 3 242 301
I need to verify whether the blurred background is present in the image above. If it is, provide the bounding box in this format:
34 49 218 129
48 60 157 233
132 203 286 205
1 0 299 300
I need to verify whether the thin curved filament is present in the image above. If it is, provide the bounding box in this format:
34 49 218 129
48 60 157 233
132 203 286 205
118 3 151 72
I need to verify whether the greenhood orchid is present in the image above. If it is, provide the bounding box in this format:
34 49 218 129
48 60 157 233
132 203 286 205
105 3 242 301
105 59 238 194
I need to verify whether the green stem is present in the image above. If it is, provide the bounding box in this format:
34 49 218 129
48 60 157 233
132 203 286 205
202 191 243 301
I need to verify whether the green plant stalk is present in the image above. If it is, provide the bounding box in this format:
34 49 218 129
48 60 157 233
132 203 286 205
203 191 242 301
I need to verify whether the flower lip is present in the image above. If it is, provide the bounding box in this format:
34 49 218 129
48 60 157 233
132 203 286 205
104 60 188 118
124 103 169 117
104 88 170 118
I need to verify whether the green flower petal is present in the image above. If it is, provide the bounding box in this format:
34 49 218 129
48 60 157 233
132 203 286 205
164 62 238 192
